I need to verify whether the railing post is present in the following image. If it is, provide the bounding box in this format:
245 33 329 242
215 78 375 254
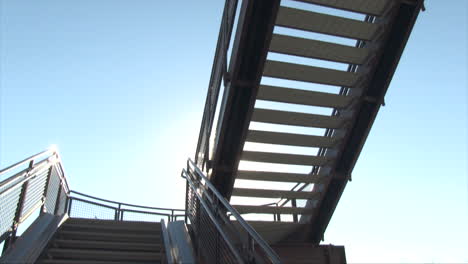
6 180 29 249
292 199 298 223
64 195 70 216
67 198 73 216
115 203 121 221
276 203 281 222
184 180 189 224
53 180 63 215
40 166 54 214
248 236 255 263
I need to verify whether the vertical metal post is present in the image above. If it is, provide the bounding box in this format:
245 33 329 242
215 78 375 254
196 197 201 257
184 180 189 223
53 181 62 215
276 203 281 222
64 195 70 216
115 204 121 221
40 166 53 214
6 180 29 248
248 236 255 263
292 199 298 223
67 198 73 216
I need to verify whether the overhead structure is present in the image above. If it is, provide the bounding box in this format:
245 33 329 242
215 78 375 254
197 0 424 243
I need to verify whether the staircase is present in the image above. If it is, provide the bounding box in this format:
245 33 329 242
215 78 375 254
189 0 424 247
222 0 424 240
37 218 167 264
231 0 386 224
0 0 425 263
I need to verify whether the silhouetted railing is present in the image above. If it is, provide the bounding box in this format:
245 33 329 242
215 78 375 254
182 159 281 264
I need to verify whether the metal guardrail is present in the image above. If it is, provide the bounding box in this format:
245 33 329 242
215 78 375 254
182 158 282 264
0 148 185 257
194 0 239 170
67 191 185 223
0 148 69 253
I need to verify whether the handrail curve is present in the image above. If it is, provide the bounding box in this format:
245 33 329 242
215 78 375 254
183 158 282 264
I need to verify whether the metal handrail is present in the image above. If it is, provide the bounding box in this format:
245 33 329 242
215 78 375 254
184 158 282 264
194 0 239 168
0 148 53 176
160 219 175 264
68 191 185 222
70 190 185 212
0 148 70 253
0 158 50 193
184 171 245 263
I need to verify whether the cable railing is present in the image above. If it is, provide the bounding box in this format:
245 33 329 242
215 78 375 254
182 158 281 264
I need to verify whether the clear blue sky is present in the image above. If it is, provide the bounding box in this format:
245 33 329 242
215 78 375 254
1 0 467 263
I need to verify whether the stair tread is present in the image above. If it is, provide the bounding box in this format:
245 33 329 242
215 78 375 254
241 151 329 166
257 84 353 108
62 223 161 233
53 239 162 251
246 129 338 148
293 0 389 16
58 230 161 244
276 6 379 41
234 205 314 214
263 60 359 87
39 260 155 264
252 108 345 129
47 248 161 255
67 218 162 227
237 170 322 183
46 248 161 261
232 187 320 200
269 34 369 65
59 230 160 238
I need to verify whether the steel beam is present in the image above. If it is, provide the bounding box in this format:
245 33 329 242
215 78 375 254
209 0 281 199
304 0 425 243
